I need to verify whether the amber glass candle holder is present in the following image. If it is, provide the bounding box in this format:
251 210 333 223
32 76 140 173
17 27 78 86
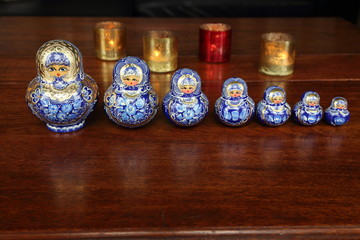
94 21 126 61
259 32 295 76
143 30 178 73
199 23 232 63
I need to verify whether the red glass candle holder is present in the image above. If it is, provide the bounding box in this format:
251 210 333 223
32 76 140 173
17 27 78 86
199 23 232 63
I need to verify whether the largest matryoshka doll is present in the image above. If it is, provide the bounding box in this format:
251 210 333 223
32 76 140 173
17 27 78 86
26 40 98 132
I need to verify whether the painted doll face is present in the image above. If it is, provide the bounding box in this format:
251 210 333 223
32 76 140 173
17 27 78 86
176 74 198 95
272 95 284 104
308 100 319 106
120 64 143 87
335 101 346 109
47 64 70 78
306 95 319 106
228 89 243 98
123 75 141 86
180 84 196 94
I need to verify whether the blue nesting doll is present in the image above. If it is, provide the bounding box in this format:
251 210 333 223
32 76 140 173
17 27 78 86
215 78 255 126
325 97 350 126
26 40 98 132
104 56 159 128
162 68 209 127
293 91 323 125
256 86 291 126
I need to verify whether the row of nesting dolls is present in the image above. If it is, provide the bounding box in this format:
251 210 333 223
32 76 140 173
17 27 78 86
26 40 350 133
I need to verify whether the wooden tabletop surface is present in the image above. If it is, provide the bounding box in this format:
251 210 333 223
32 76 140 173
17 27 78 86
0 17 360 240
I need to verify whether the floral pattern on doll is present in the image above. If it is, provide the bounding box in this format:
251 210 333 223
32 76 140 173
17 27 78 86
325 97 350 126
30 87 41 104
162 68 209 127
81 86 93 102
215 78 255 126
104 56 159 128
293 91 323 125
36 90 87 123
256 86 291 126
26 40 98 132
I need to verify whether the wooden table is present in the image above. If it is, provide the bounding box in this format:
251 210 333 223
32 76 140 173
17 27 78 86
1 17 360 239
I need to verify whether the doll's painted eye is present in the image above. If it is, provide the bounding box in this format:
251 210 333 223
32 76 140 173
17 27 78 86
48 67 56 71
59 67 68 71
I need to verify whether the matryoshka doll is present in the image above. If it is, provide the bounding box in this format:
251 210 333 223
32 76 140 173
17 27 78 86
26 40 98 132
215 78 255 126
256 85 291 126
325 97 350 126
293 91 323 125
162 68 209 127
104 56 159 128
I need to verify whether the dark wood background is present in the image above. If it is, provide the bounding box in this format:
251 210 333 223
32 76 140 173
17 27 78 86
0 17 359 239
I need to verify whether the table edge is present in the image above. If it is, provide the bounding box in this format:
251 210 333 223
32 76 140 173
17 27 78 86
2 226 360 240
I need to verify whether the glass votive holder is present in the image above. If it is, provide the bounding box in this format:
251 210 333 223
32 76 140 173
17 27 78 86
94 21 126 61
143 30 178 73
259 32 295 76
199 23 232 63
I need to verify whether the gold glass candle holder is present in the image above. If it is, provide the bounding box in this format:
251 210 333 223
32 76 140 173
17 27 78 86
259 32 295 76
94 21 126 61
143 30 178 73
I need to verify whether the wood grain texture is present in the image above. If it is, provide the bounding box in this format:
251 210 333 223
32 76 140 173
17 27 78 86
0 17 360 240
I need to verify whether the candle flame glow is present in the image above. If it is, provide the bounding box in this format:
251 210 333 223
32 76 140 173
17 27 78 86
154 50 161 57
278 52 288 60
109 40 115 46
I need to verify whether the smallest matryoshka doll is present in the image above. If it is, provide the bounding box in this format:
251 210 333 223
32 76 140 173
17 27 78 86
293 91 323 125
104 56 159 128
215 78 255 126
256 85 291 126
162 68 209 127
325 97 350 126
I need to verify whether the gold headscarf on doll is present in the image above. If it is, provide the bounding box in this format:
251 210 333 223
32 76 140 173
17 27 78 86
36 40 84 83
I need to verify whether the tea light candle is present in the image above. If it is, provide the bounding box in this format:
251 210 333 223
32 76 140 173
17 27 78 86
94 21 126 61
143 30 178 73
259 32 295 76
199 23 231 63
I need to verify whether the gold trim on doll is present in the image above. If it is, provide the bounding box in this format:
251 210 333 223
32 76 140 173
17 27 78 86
35 40 85 102
42 82 79 102
36 40 81 84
